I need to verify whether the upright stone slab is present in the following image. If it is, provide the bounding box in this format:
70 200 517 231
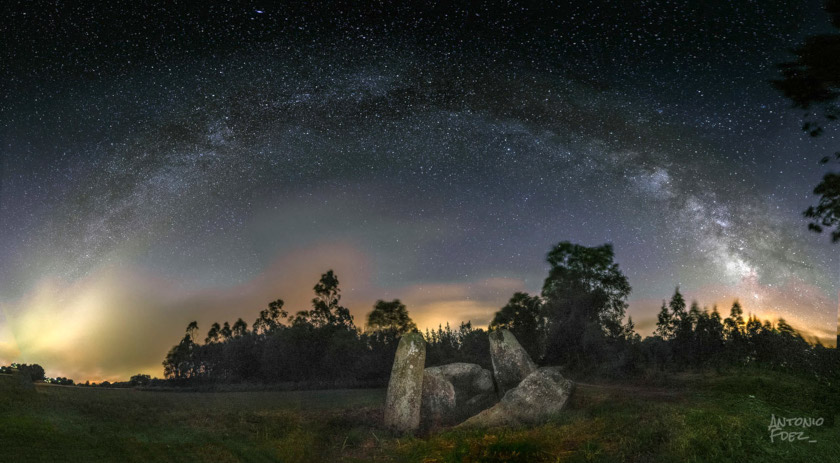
420 370 456 430
489 329 536 395
384 332 426 433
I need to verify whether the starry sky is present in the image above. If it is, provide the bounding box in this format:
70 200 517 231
2 1 839 381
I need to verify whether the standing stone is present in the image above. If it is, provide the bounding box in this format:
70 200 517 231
457 367 574 428
489 329 537 395
384 332 426 433
420 370 456 429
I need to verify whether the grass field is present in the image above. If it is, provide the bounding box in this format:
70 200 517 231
1 369 837 462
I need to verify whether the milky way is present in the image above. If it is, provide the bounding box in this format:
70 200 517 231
1 1 838 380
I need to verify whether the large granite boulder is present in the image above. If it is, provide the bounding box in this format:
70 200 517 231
384 332 426 433
425 362 494 402
420 370 456 429
489 329 537 395
457 367 574 428
422 363 497 427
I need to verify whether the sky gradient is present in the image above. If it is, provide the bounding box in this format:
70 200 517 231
2 1 839 381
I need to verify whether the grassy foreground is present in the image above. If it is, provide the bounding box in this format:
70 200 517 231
1 370 837 462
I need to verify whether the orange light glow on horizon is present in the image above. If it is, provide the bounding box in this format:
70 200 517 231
2 243 837 383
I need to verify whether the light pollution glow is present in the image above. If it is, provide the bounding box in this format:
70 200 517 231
0 242 835 383
3 3 840 382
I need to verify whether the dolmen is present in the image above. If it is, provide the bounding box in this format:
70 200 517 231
383 328 575 433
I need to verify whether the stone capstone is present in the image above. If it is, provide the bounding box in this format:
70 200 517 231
457 367 574 428
425 362 494 402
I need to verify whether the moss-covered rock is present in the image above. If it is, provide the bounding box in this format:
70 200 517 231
457 367 574 428
420 370 456 430
489 329 536 395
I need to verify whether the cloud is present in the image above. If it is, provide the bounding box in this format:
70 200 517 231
384 277 527 331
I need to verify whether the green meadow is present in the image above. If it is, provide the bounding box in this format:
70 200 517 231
1 369 837 462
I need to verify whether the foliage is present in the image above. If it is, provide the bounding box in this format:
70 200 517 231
16 364 46 382
540 241 634 371
366 299 418 334
425 322 491 370
49 377 75 386
161 270 422 387
152 242 838 393
640 287 836 389
129 374 152 387
804 171 840 241
293 270 354 330
654 300 673 339
772 0 840 240
253 299 287 335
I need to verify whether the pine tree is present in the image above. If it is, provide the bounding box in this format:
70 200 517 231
668 287 687 331
724 300 745 339
655 300 673 339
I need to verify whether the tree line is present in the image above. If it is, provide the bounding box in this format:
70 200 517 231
0 363 45 382
8 240 837 390
0 363 74 385
159 270 495 387
153 241 838 391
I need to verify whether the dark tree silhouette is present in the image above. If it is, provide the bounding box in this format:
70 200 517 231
232 318 248 337
17 364 45 382
205 322 221 344
668 288 687 326
51 377 74 386
692 305 725 365
366 299 417 334
294 270 354 329
130 374 151 386
220 322 232 340
723 300 745 341
424 322 491 370
162 322 199 380
253 299 287 335
540 241 633 369
186 321 199 341
155 252 839 391
655 300 673 340
772 0 840 240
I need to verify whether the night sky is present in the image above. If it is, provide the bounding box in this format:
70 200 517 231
2 1 838 381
